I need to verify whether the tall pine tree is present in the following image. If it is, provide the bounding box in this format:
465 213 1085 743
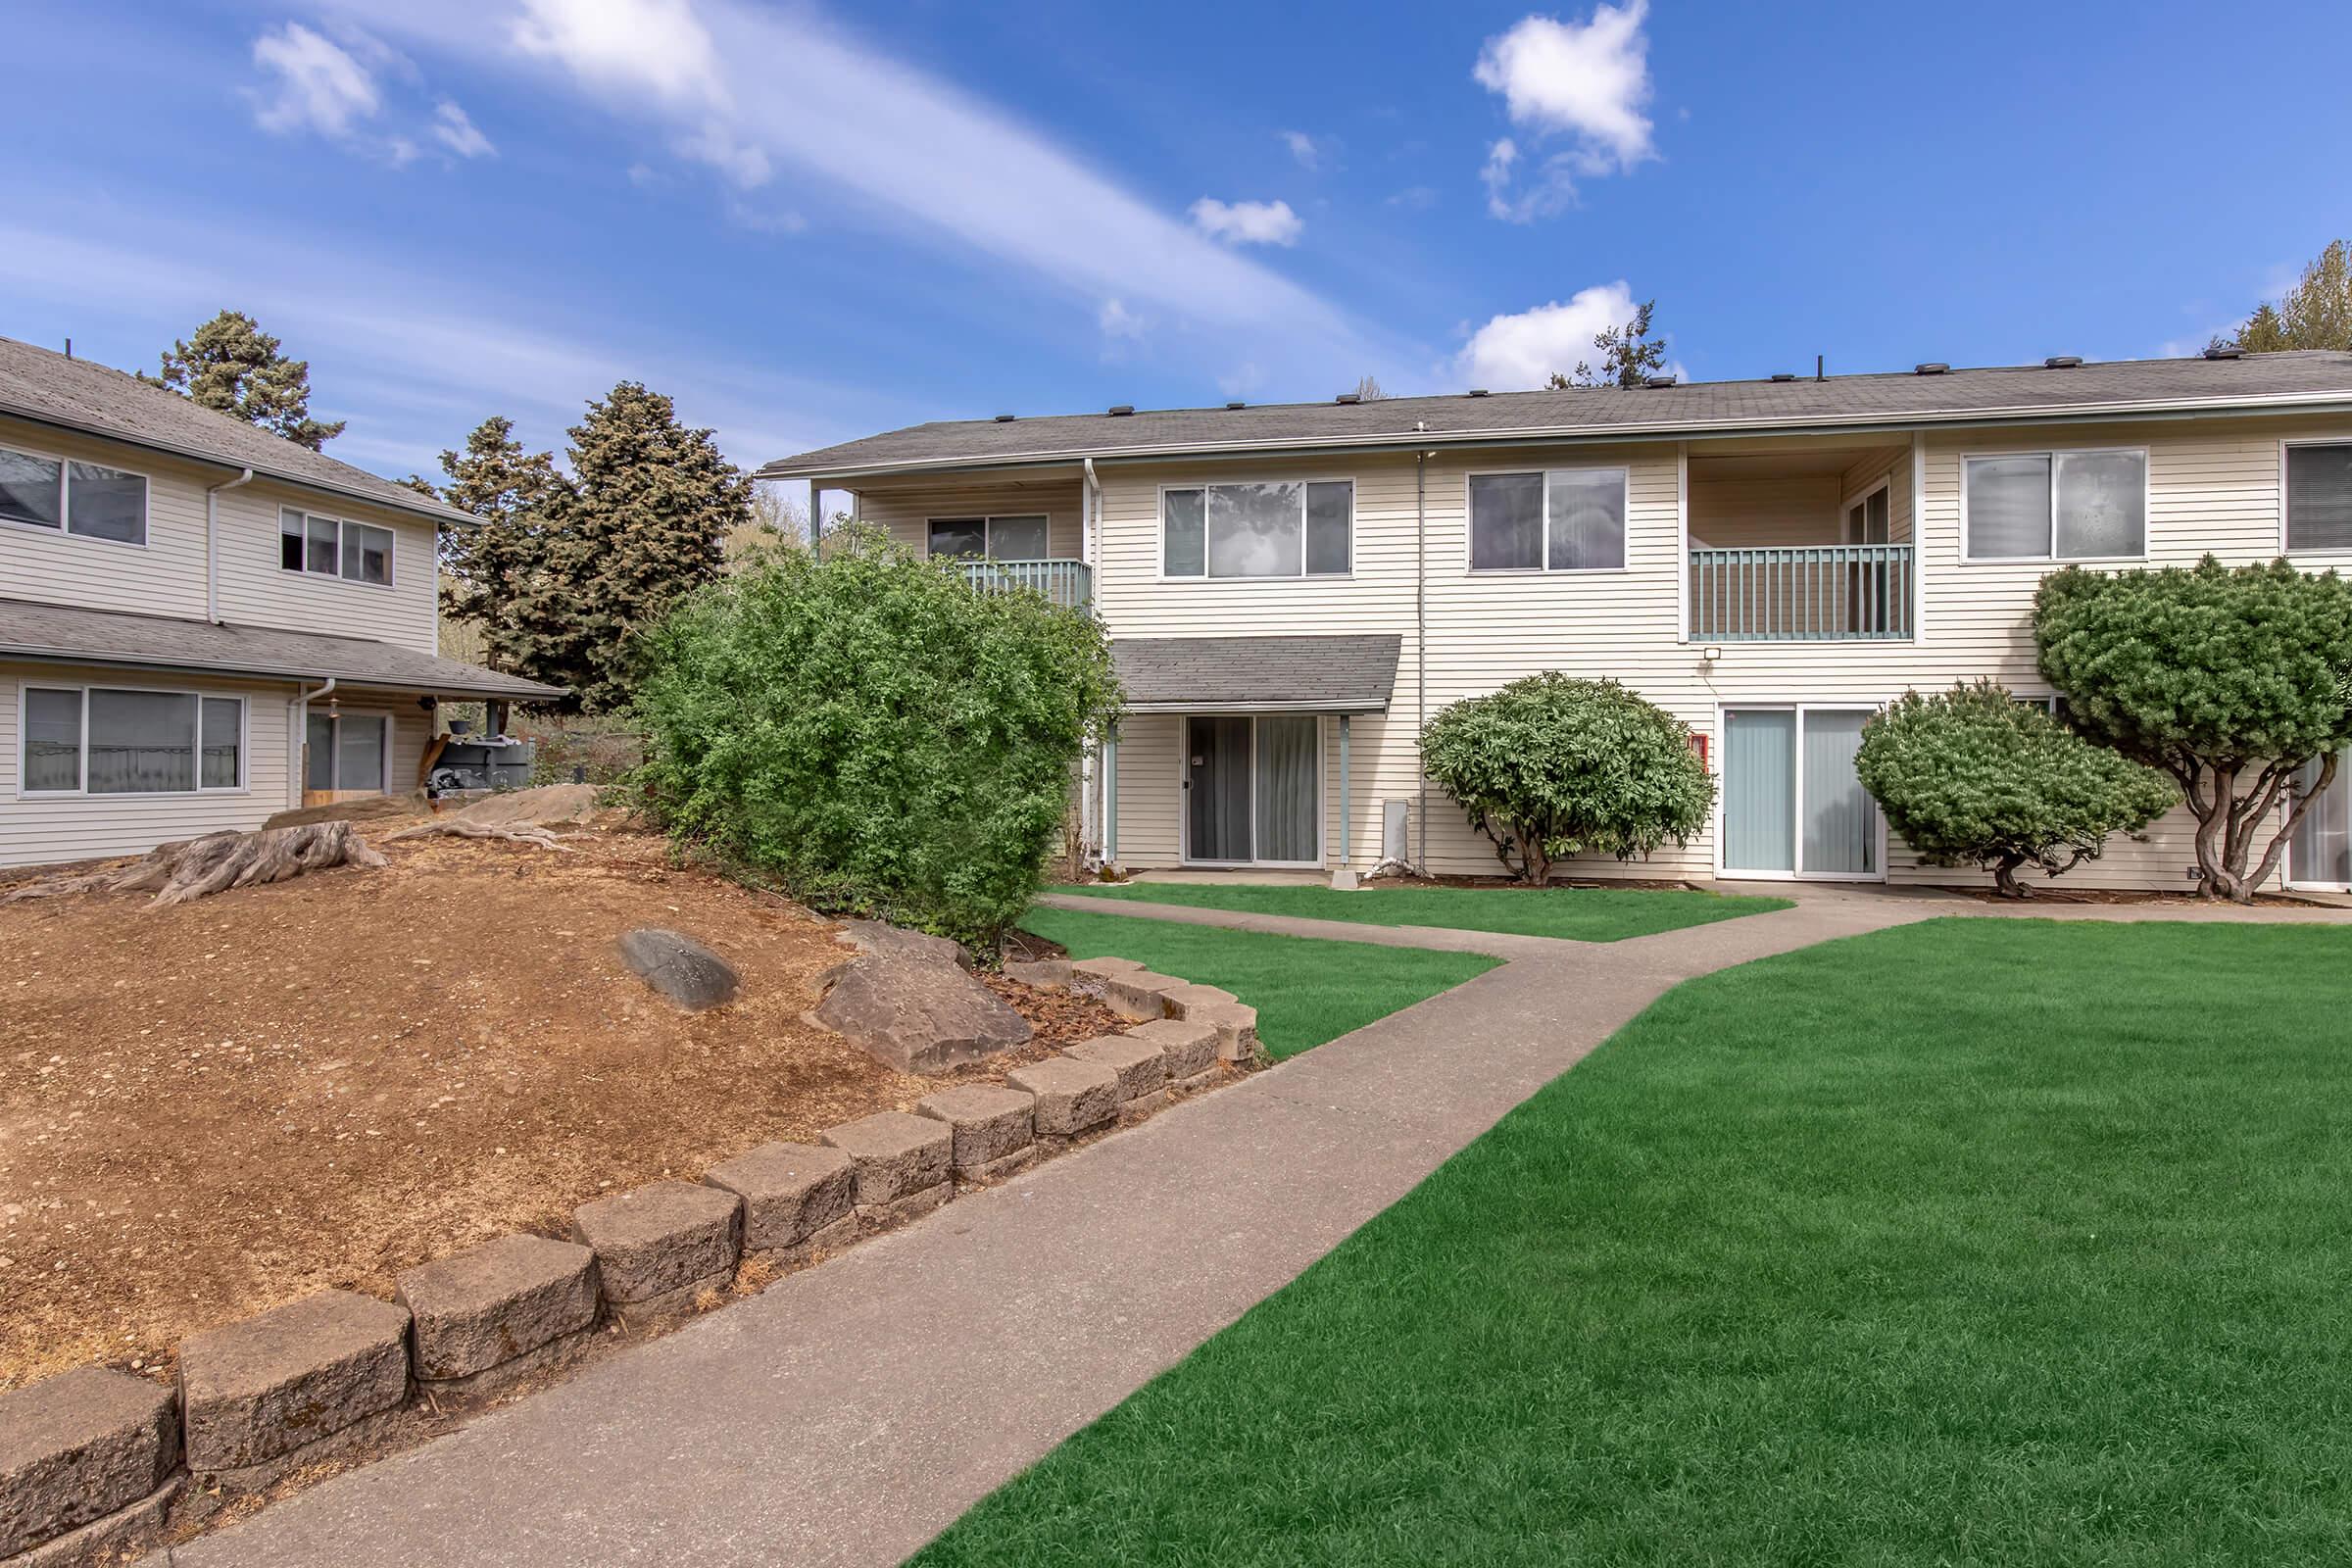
2218 239 2352 354
522 384 750 711
431 416 563 673
139 310 347 450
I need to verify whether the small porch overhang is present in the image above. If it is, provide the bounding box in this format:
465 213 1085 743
0 596 566 702
1109 634 1401 715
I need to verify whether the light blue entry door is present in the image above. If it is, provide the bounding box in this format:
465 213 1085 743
1722 708 1881 878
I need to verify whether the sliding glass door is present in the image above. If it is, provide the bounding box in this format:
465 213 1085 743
2290 749 2351 889
1184 714 1321 865
1719 706 1882 879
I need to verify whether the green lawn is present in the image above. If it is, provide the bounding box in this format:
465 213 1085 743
919 918 2352 1565
1023 906 1499 1061
1050 880 1790 943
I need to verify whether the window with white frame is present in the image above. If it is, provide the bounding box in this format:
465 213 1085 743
1963 449 2146 561
927 514 1050 560
1161 480 1352 578
2286 443 2352 555
20 686 242 795
1468 467 1627 571
280 508 395 585
0 445 147 544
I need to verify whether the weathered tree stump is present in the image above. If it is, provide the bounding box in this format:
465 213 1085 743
2 821 387 908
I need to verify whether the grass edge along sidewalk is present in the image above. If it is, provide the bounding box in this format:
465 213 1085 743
920 917 2352 1565
1020 906 1501 1061
1051 880 1791 944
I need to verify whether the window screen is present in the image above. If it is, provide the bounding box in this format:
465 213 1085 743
66 462 146 543
1545 468 1626 569
86 689 196 795
22 688 80 791
1163 489 1206 575
1965 456 2053 559
2287 444 2352 554
1469 472 1544 570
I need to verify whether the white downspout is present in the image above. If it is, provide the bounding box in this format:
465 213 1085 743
293 678 336 807
1080 457 1103 867
204 468 255 624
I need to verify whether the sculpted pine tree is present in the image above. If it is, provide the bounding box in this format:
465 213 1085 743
525 383 752 711
431 416 564 672
139 310 347 450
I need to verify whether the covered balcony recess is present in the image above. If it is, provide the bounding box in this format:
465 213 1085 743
1687 445 1914 640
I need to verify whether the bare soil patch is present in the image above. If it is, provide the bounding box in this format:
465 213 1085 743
0 826 1121 1391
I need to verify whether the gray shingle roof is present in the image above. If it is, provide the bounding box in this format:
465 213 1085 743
763 352 2352 480
0 335 478 528
0 597 565 700
1113 634 1401 713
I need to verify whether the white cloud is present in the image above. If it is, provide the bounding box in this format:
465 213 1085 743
1281 130 1322 171
250 22 381 138
431 100 496 159
511 0 723 104
1456 281 1646 390
1188 197 1303 247
1098 299 1147 341
1473 4 1655 218
677 120 771 188
314 0 1396 383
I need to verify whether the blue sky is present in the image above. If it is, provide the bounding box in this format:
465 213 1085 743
7 0 2349 483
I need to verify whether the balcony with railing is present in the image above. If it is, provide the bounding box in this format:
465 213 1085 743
1688 543 1913 640
956 558 1092 610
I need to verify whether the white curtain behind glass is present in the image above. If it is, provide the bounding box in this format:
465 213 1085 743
1253 717 1318 862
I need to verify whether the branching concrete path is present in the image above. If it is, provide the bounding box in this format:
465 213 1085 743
162 892 2338 1567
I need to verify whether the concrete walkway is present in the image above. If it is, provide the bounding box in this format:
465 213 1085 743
161 891 2343 1567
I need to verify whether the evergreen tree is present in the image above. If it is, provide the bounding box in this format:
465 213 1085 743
139 310 347 449
431 416 564 673
1547 299 1671 389
526 384 751 711
2216 240 2352 353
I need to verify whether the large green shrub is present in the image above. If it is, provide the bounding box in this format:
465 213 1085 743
2035 557 2352 901
1419 674 1714 883
631 529 1120 948
1855 681 2177 897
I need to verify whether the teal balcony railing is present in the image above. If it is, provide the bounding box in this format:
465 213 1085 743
1689 544 1913 640
956 558 1092 610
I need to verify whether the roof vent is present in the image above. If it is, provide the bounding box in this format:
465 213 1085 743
2044 355 2083 368
1107 404 1135 416
1769 372 1797 383
1466 388 1491 397
2203 344 2245 361
993 413 1016 422
1915 362 1949 375
1225 400 1247 410
1643 374 1677 388
1335 393 1361 405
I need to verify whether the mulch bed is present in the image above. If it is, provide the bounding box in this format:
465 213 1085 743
0 828 1130 1394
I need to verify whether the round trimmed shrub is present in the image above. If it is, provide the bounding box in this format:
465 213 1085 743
1419 674 1714 883
631 528 1120 949
1854 680 2177 897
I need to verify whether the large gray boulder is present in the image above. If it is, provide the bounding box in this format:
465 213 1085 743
618 928 741 1010
813 922 1030 1074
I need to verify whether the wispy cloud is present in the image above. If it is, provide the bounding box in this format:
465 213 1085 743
1473 3 1656 220
1189 198 1303 247
318 0 1401 383
250 22 381 139
1280 129 1324 172
0 210 878 474
430 100 495 159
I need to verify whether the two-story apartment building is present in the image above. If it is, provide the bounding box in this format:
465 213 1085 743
763 351 2352 895
0 335 561 868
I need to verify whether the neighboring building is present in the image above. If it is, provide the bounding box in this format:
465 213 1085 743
0 335 560 868
763 351 2352 894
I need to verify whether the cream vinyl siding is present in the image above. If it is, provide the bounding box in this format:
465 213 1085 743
0 666 429 869
852 479 1085 559
0 417 207 620
0 416 440 654
217 485 439 653
1089 413 2352 890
